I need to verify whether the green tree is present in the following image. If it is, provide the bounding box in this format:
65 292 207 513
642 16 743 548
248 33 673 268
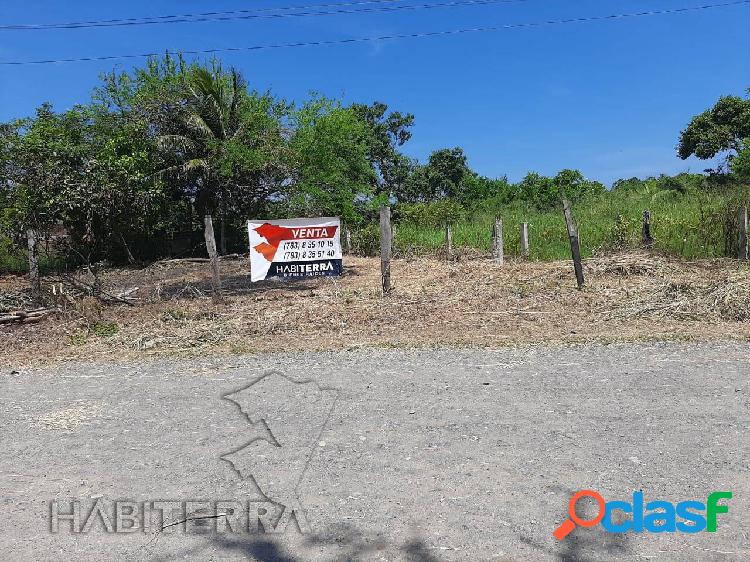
516 172 554 208
1 101 171 274
426 147 471 199
64 105 166 263
515 169 604 209
611 177 646 192
0 104 81 247
288 98 375 223
350 101 414 197
98 55 290 259
553 169 605 202
461 174 513 204
678 89 750 173
397 147 474 203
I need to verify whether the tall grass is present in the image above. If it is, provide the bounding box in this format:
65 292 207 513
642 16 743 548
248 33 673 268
2 187 747 272
0 238 28 274
0 237 65 275
392 189 743 260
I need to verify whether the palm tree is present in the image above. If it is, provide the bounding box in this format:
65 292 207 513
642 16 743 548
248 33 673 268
155 63 247 302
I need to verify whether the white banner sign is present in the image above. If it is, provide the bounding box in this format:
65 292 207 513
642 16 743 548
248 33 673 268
247 217 342 282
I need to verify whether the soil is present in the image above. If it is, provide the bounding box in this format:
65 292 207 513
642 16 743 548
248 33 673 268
2 251 750 367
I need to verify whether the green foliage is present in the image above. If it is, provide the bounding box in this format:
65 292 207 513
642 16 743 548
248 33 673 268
608 214 634 250
1 55 748 274
733 141 750 182
287 97 374 224
0 237 26 273
1 104 82 239
68 322 119 345
678 89 750 168
350 101 414 198
395 200 466 228
349 223 381 256
390 183 742 260
395 147 480 203
509 169 605 210
88 322 120 338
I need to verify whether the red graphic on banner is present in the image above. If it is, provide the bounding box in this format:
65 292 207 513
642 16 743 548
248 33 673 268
253 223 338 262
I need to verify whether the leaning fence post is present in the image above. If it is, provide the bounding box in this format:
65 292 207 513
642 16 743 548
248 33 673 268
203 215 223 304
738 207 748 260
520 222 529 259
562 199 584 289
492 217 504 264
642 210 654 249
26 228 42 306
379 205 392 294
444 223 453 258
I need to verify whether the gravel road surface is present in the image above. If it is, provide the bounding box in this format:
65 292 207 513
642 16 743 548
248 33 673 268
1 342 748 561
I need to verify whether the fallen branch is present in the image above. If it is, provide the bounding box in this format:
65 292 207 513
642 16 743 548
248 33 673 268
59 275 137 306
0 308 52 324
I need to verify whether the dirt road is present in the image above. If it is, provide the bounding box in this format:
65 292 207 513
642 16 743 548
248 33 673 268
1 342 748 561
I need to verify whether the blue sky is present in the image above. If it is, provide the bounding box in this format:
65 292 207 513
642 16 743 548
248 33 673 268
0 0 748 185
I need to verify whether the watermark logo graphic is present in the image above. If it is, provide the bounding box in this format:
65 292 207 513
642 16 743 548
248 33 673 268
221 371 339 533
553 490 606 540
47 371 339 535
553 490 732 540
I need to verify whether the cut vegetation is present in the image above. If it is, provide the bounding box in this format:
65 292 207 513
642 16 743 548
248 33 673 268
3 251 750 366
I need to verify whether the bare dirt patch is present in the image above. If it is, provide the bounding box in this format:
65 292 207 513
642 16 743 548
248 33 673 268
2 251 750 366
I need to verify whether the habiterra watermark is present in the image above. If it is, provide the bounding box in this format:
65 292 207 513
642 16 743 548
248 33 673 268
48 371 338 536
553 490 733 540
49 499 305 534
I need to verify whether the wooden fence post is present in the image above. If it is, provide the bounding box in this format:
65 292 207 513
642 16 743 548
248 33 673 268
203 215 223 303
492 217 504 264
642 210 654 249
26 229 42 306
738 207 748 260
444 224 453 258
520 222 529 259
379 205 392 294
562 199 584 289
345 228 352 254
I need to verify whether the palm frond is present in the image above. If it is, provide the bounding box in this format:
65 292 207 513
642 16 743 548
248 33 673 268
151 158 208 180
183 113 215 139
156 134 196 154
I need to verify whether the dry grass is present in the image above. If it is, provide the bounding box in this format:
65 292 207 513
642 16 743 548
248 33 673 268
36 401 105 431
2 251 750 366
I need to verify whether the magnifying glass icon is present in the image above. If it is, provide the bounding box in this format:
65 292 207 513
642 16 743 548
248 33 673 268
553 490 606 540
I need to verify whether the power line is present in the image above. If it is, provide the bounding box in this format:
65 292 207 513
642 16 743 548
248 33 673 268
0 0 407 29
0 0 529 30
1 1 747 66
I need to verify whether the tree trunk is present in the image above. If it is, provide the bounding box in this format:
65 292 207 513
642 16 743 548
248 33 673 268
204 215 224 304
26 229 42 306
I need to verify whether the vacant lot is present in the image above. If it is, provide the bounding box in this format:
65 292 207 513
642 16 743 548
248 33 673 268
2 252 750 366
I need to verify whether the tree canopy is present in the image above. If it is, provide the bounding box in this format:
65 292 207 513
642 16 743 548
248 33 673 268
678 88 750 176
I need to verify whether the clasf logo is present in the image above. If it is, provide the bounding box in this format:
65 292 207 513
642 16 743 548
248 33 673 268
553 490 732 540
